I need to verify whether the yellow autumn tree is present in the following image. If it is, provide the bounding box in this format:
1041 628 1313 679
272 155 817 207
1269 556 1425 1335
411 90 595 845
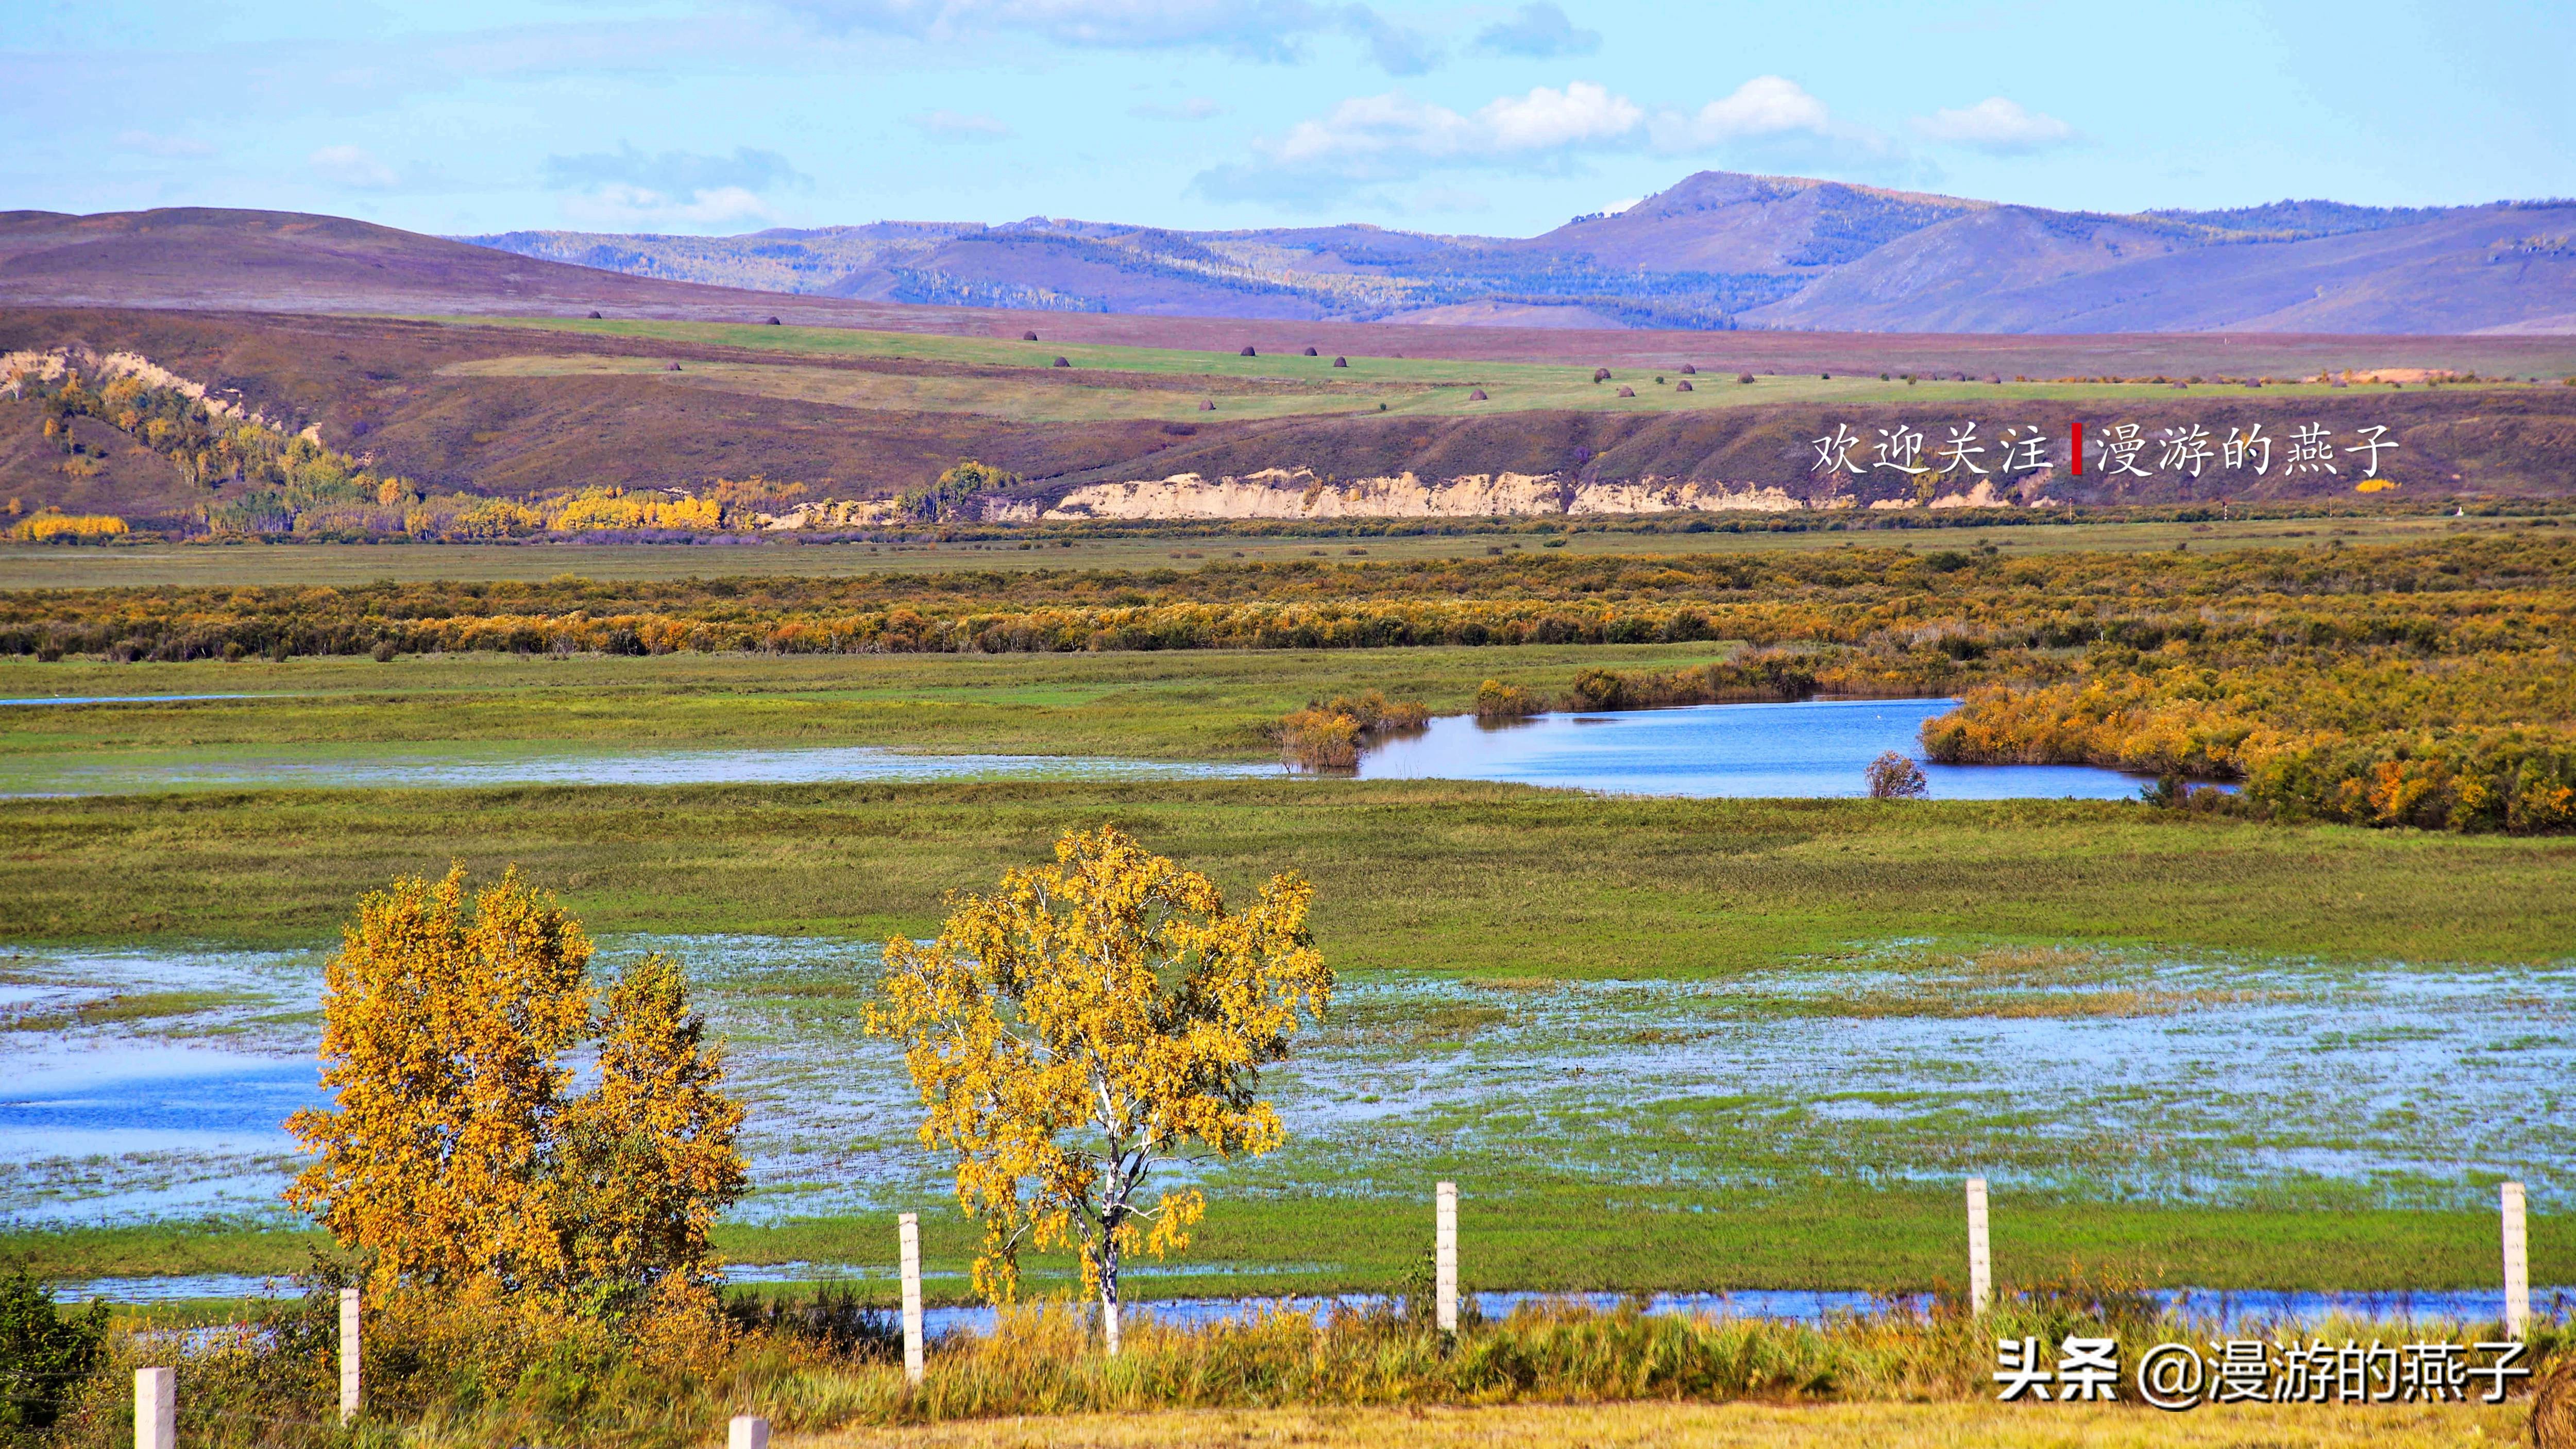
285 867 745 1320
868 825 1330 1354
552 951 748 1314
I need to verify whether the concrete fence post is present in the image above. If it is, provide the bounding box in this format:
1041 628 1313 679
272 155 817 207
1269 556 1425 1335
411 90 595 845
1435 1180 1459 1334
133 1368 173 1449
727 1414 770 1449
338 1287 361 1424
899 1212 925 1385
1965 1177 1992 1317
2503 1181 2531 1339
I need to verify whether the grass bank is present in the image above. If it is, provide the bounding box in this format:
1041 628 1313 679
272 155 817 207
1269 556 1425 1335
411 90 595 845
35 1288 2560 1449
0 644 1737 762
4 782 2570 967
19 1189 2574 1296
796 1401 2527 1449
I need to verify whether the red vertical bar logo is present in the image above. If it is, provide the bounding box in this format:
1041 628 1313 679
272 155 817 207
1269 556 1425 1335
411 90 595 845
2071 420 2084 475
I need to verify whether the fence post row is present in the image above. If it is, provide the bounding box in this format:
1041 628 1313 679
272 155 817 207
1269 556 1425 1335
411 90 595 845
728 1415 770 1449
898 1211 925 1386
1435 1180 1459 1334
133 1368 174 1449
2503 1181 2531 1339
1965 1177 1992 1317
338 1287 362 1424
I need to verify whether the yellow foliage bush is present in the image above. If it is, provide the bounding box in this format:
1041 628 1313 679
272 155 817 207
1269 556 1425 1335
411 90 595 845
10 511 127 542
549 487 722 532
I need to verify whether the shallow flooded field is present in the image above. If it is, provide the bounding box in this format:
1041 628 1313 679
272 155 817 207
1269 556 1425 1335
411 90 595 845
1357 698 2150 798
8 934 2567 1232
0 696 2146 800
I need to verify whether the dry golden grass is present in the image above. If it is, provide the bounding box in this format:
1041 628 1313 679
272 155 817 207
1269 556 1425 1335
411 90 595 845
787 1400 2523 1449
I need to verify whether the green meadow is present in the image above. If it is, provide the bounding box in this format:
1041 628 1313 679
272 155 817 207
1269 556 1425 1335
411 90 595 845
4 543 2571 1306
5 782 2570 966
0 644 1740 765
438 315 2454 420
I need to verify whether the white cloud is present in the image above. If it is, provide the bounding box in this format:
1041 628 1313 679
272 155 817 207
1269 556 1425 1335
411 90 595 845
1195 75 1910 207
544 144 808 195
115 130 216 159
1241 80 1640 190
309 144 398 189
1654 75 1832 148
559 183 778 229
1480 80 1642 150
1470 2 1600 59
1911 96 2078 155
540 145 806 230
1601 195 1640 214
1130 96 1225 120
909 109 1013 141
777 0 1439 72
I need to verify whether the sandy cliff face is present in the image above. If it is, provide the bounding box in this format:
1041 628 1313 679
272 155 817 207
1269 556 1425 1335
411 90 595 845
2 348 283 430
1025 468 1809 521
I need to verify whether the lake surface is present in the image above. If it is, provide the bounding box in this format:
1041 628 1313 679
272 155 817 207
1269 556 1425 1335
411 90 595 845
0 696 2142 799
0 744 1279 796
1357 698 2149 799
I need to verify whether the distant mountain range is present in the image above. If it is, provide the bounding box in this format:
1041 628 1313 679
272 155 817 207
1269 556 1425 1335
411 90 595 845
463 171 2576 336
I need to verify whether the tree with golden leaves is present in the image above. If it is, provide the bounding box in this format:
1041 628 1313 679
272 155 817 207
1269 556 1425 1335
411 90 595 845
553 951 748 1312
285 866 744 1319
869 825 1330 1354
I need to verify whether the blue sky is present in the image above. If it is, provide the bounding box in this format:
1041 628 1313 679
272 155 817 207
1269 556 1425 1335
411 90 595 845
8 1 2570 239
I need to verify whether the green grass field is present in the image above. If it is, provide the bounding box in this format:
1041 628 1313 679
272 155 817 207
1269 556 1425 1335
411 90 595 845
438 346 2377 427
439 316 2529 420
0 643 1745 762
12 1186 2570 1303
5 782 2570 966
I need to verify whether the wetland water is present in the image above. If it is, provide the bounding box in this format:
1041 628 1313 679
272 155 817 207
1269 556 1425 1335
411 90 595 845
46 1276 2566 1332
0 696 2143 799
1356 698 2147 797
9 937 2568 1236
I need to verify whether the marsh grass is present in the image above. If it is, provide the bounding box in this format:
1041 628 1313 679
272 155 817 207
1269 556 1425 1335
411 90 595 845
1811 986 2287 1020
2 988 260 1032
0 644 1741 765
6 783 2572 971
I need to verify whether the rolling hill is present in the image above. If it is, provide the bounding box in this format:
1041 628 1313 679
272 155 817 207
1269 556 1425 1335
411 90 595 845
9 197 2576 534
460 171 2576 336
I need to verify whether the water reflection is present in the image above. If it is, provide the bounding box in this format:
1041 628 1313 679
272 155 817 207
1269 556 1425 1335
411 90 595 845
0 745 1278 797
1355 698 2147 799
